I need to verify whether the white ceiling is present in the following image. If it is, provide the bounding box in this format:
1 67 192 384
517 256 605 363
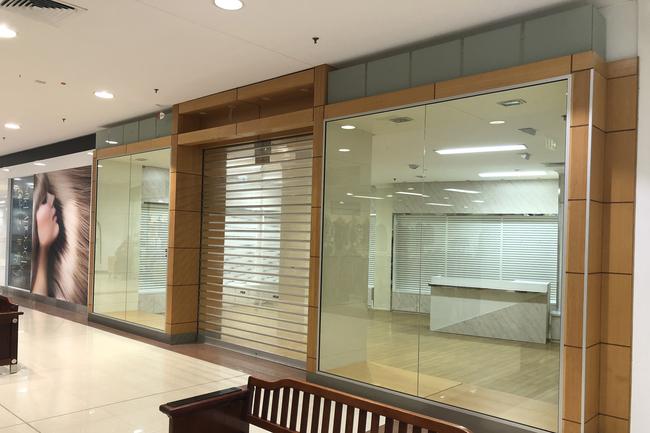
326 80 568 185
0 0 585 156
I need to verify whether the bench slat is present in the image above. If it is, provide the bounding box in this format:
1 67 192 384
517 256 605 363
300 393 311 433
357 410 367 433
344 406 354 433
290 389 301 431
261 388 271 420
385 418 394 433
370 413 380 433
311 396 322 433
271 388 281 423
281 387 290 427
333 402 343 433
321 398 332 433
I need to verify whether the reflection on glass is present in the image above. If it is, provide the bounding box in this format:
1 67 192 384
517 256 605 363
8 177 35 289
93 149 170 330
319 81 568 432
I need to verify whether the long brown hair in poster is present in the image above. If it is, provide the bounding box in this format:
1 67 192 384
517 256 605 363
31 167 91 305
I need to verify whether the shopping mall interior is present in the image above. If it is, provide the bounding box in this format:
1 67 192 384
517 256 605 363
0 1 649 433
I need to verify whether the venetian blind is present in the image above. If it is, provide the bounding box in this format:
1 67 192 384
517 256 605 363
199 136 313 363
392 214 559 304
139 203 169 292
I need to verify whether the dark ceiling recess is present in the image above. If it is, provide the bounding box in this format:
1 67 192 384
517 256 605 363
0 0 75 9
0 134 94 168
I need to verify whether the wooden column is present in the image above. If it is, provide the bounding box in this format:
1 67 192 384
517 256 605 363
597 58 638 433
307 65 330 372
166 131 204 338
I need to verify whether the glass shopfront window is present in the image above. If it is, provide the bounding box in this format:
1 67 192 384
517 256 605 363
319 81 568 432
93 148 171 330
8 177 34 290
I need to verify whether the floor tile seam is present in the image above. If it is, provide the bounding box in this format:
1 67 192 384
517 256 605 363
0 401 31 429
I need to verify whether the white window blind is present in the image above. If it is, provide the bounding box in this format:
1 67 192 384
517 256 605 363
392 214 559 304
368 215 377 289
199 136 312 363
139 203 169 292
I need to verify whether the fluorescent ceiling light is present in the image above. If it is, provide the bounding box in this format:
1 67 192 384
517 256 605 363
346 192 353 196
33 162 46 166
407 187 415 191
396 191 429 198
341 125 356 130
472 200 485 203
352 195 384 200
105 140 119 145
489 120 505 125
4 123 20 130
426 202 454 207
214 0 244 10
94 90 114 99
444 188 480 194
479 170 547 178
0 25 16 39
2 168 9 172
338 148 350 152
386 194 393 198
436 144 527 155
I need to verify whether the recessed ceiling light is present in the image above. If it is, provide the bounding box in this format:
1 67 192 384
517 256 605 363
426 202 454 207
94 90 114 99
489 120 506 125
498 99 526 107
341 125 356 130
4 123 20 130
444 188 480 194
396 191 429 198
386 194 393 198
105 140 119 145
479 170 547 178
33 162 46 166
97 164 103 168
407 187 415 191
346 192 353 196
338 148 350 152
214 0 244 10
436 144 527 155
339 201 344 204
472 200 485 203
351 195 384 200
0 25 16 39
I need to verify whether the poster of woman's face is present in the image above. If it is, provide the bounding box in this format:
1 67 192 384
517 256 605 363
30 166 91 305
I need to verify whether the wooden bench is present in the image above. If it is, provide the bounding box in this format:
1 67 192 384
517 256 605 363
0 296 23 374
160 376 471 433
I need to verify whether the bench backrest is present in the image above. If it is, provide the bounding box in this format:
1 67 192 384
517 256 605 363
246 377 471 433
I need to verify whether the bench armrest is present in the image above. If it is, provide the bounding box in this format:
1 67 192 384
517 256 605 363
159 386 249 433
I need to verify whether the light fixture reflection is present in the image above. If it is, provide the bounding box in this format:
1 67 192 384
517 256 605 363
479 170 547 178
436 144 527 155
444 188 480 194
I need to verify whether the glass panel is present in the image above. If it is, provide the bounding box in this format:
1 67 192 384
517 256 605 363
8 177 34 289
93 156 131 321
319 80 568 432
320 107 425 396
93 149 170 330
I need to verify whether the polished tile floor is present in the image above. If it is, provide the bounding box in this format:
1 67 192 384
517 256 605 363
0 307 250 433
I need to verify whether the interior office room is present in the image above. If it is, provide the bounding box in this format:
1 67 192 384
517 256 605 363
0 1 648 433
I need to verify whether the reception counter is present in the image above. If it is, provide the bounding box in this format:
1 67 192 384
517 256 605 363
428 277 549 344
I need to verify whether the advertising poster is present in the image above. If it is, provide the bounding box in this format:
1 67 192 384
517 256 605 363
30 166 91 305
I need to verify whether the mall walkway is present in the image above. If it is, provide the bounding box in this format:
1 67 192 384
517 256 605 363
0 307 250 433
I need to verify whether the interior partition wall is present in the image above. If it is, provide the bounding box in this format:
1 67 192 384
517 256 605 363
199 135 313 365
319 80 569 433
93 148 171 331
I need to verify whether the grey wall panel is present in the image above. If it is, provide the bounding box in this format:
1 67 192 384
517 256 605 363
139 117 156 141
593 7 607 59
106 125 124 147
463 24 522 76
95 129 110 149
523 5 593 63
328 64 367 104
411 40 462 86
366 53 411 96
123 121 139 144
155 112 172 137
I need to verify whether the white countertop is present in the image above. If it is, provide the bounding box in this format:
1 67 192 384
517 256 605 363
428 276 549 293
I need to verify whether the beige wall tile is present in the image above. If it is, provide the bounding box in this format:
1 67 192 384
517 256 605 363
170 172 202 212
169 210 202 249
587 273 601 348
167 284 199 324
167 247 200 286
571 70 590 127
602 203 635 274
566 200 586 274
589 201 603 274
607 76 638 132
590 127 605 203
593 71 607 131
564 273 584 348
601 273 633 346
568 126 588 200
563 345 582 423
600 344 632 418
604 130 637 203
599 414 630 433
586 344 600 420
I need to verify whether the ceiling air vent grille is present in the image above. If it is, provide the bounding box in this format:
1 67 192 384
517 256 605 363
0 0 84 25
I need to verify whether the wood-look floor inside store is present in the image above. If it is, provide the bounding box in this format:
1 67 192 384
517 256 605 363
328 310 559 432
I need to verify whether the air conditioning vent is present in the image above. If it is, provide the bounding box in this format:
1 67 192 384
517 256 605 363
0 0 84 25
389 116 414 124
518 127 537 136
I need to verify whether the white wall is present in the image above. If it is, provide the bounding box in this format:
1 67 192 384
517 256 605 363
631 1 649 431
